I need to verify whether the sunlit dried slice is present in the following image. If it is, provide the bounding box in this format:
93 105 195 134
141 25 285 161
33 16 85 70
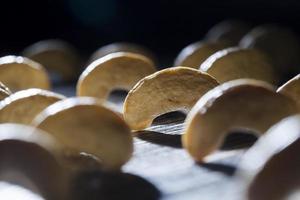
205 20 251 45
0 123 67 200
23 39 80 81
200 47 278 84
277 74 300 106
32 97 133 170
123 67 219 130
89 42 156 64
182 79 298 162
0 56 50 92
240 24 300 77
0 82 11 100
232 115 300 200
0 89 65 124
174 41 230 68
77 52 156 100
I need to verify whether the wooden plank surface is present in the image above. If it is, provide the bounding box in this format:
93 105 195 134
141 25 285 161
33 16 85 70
55 85 257 200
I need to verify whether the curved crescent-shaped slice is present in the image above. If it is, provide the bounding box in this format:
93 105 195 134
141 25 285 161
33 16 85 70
205 20 251 45
77 52 156 100
123 67 219 130
277 74 300 106
0 82 11 100
23 39 80 81
232 115 300 200
240 24 300 76
200 47 278 84
182 79 298 162
0 123 67 200
174 41 230 68
0 56 50 92
0 89 65 124
89 42 156 64
32 97 133 170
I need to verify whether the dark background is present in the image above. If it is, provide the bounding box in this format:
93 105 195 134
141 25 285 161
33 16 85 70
1 0 300 65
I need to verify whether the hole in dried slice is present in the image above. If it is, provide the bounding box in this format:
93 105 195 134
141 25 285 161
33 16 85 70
205 20 251 45
0 123 67 200
32 97 133 170
182 79 299 162
23 39 81 82
123 67 219 130
0 82 11 101
0 89 65 124
200 47 278 85
77 52 156 100
0 56 50 92
233 115 300 200
277 74 300 106
174 41 230 68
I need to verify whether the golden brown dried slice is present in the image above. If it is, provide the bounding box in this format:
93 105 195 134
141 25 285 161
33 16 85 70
174 41 230 68
0 82 11 100
89 42 156 64
23 39 80 81
32 97 133 170
77 52 156 100
182 79 298 162
232 115 300 200
123 67 219 130
200 47 278 84
240 24 300 77
0 123 67 200
205 20 251 45
277 74 300 106
0 89 65 124
0 56 50 92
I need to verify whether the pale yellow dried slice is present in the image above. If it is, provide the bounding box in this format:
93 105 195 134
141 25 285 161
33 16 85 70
0 82 11 100
183 79 298 162
233 115 300 200
200 47 278 84
0 123 67 200
123 67 219 130
32 97 133 170
0 89 65 124
23 39 80 81
277 74 300 106
0 56 50 92
89 42 156 64
77 52 156 100
174 41 230 68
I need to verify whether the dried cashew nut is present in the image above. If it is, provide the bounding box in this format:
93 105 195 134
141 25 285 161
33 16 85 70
182 79 298 162
174 41 230 68
89 42 156 64
0 89 65 124
0 82 11 101
32 97 133 170
0 56 50 92
205 20 251 45
0 123 67 200
77 52 156 100
277 74 300 106
23 39 80 81
200 47 278 84
233 115 300 200
123 67 219 130
240 24 300 77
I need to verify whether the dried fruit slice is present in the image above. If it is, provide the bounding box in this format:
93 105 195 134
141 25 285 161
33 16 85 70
123 67 219 130
77 52 156 100
174 41 230 68
0 56 50 92
0 89 65 124
277 74 300 106
32 97 133 170
183 79 298 162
